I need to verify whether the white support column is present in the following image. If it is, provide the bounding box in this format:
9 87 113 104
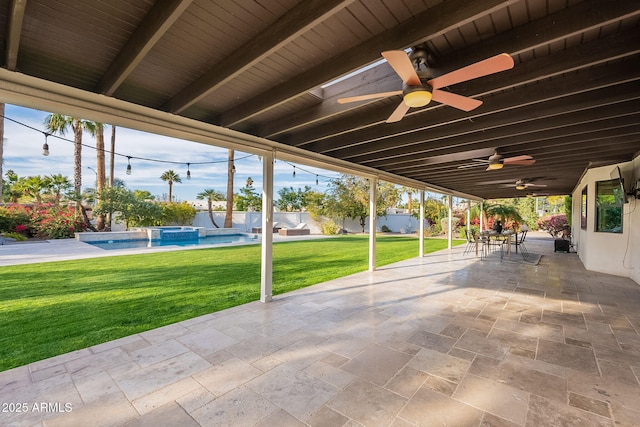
467 199 471 236
480 200 484 231
419 190 425 257
447 195 453 250
260 151 274 303
369 177 377 271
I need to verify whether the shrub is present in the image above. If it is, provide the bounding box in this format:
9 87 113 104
30 204 86 239
537 214 568 237
320 220 341 235
2 231 27 241
161 202 197 226
381 225 392 232
0 205 32 234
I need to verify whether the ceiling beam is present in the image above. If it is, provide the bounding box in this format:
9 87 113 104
217 0 514 127
286 29 640 149
301 60 640 158
96 0 193 96
164 0 356 115
5 0 27 71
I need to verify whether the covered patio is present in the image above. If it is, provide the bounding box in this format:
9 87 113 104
1 235 639 426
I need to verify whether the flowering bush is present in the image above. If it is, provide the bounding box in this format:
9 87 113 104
30 204 86 239
0 205 32 235
537 214 568 237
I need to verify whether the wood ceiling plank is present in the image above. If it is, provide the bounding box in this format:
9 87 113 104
96 0 192 96
5 0 27 71
164 0 356 114
218 0 513 127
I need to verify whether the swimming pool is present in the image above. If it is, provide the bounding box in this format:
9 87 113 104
87 233 259 250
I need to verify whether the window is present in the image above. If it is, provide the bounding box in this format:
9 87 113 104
581 186 587 230
595 180 622 233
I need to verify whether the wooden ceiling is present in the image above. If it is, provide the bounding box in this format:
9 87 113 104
1 0 639 199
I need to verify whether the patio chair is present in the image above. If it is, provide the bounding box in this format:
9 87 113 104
506 230 529 259
462 228 475 255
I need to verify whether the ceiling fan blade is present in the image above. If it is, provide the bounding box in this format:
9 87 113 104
504 155 533 163
431 89 482 112
386 101 411 123
428 53 514 89
457 163 485 169
525 183 547 188
382 51 421 85
337 90 403 104
506 159 536 166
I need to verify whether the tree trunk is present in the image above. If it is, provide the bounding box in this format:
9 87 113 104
80 205 98 232
208 201 219 228
106 125 116 231
95 124 106 230
168 181 173 203
407 191 413 212
360 215 366 233
0 103 4 200
73 119 83 217
224 149 234 228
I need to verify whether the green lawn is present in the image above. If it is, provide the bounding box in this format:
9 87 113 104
0 235 462 371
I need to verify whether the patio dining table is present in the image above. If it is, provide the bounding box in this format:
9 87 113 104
478 230 515 260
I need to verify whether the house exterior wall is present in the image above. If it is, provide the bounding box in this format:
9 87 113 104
572 157 639 285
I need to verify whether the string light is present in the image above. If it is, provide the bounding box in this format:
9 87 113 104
293 165 296 178
42 133 50 156
232 162 236 174
126 156 132 175
186 163 191 180
316 175 319 185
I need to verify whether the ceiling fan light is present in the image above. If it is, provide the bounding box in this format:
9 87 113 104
515 184 526 190
488 162 503 170
404 90 432 108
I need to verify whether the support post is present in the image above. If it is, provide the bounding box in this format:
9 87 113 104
447 195 453 250
480 200 484 231
419 190 425 257
369 177 377 271
467 199 471 237
260 151 274 302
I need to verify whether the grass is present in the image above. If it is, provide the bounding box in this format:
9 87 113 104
0 235 463 371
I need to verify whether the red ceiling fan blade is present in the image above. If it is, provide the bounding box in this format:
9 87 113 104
428 53 514 89
382 51 421 85
338 90 402 104
386 101 410 123
504 155 535 166
431 89 482 112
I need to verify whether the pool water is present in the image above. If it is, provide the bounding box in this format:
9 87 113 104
87 234 258 250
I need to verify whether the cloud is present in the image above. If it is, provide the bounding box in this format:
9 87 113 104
2 104 341 201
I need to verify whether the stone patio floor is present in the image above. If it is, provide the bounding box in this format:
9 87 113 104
1 235 639 426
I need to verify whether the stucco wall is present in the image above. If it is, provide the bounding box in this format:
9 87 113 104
572 158 639 284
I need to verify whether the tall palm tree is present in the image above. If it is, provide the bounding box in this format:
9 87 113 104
197 189 225 228
0 103 4 199
224 149 234 228
44 114 96 198
160 170 181 203
4 170 23 203
94 123 107 230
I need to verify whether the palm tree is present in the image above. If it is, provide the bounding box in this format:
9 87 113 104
4 170 23 203
44 114 96 199
224 149 234 228
22 175 52 204
93 123 107 229
47 174 72 204
486 203 524 228
160 170 181 203
0 103 4 199
197 189 225 228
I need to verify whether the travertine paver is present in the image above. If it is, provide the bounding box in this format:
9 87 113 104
1 235 639 426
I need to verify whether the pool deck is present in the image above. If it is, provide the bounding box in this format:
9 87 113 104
0 233 331 266
1 234 639 426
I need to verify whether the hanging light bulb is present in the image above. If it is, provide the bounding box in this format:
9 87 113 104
293 165 296 178
42 133 50 156
232 162 236 174
316 175 319 185
126 156 132 175
186 163 191 180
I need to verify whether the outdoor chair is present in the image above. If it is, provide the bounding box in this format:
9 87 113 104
462 228 475 255
507 229 529 260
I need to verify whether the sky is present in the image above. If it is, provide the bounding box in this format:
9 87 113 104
2 104 341 202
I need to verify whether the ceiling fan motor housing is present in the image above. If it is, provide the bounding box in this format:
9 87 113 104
403 70 432 107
